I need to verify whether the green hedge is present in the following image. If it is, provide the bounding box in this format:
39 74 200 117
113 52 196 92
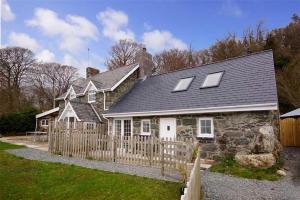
0 108 39 135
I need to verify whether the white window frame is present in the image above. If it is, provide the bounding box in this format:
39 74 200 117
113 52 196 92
88 90 96 103
69 87 76 100
141 119 151 136
113 118 133 137
198 117 214 138
40 119 48 127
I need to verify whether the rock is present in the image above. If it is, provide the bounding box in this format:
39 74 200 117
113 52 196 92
251 126 276 154
235 153 276 168
276 169 287 176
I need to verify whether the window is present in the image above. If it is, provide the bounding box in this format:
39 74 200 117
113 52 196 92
41 119 48 126
114 120 122 136
201 72 224 88
86 122 95 130
88 90 96 103
198 118 214 138
173 77 194 92
141 120 151 135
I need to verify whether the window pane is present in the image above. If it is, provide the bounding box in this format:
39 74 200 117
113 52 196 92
124 120 131 137
173 77 194 91
115 120 121 135
202 72 223 88
206 127 211 134
201 127 206 133
142 121 150 133
201 120 206 127
206 120 211 127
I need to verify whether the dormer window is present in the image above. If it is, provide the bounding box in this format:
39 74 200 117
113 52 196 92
173 77 194 92
88 90 96 103
201 72 224 88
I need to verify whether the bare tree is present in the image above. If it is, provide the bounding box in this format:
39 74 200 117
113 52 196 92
105 39 142 70
0 47 35 112
30 63 78 110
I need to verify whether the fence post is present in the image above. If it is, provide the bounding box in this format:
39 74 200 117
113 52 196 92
113 135 116 162
150 136 153 166
161 142 164 176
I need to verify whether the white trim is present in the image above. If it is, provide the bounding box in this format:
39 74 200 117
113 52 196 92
103 91 108 110
198 117 214 138
40 119 49 127
110 64 139 91
113 117 133 137
141 119 151 136
64 85 75 100
81 80 97 95
90 104 102 122
103 103 278 118
88 89 96 103
36 107 59 119
57 102 81 121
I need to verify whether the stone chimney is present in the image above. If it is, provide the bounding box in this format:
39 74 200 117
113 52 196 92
135 47 154 78
86 67 100 78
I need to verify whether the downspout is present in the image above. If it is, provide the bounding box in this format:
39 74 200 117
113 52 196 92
35 118 38 131
102 90 110 135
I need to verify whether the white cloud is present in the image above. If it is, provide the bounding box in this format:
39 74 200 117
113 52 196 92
36 49 56 62
26 8 99 53
8 32 40 51
97 8 135 41
220 0 243 17
142 30 187 53
2 0 15 21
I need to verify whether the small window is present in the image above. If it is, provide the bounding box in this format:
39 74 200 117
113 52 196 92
173 77 194 92
88 90 96 103
198 118 214 138
41 119 48 126
141 120 151 135
201 72 224 88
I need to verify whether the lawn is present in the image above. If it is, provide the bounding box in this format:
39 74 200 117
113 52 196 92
210 156 281 181
0 142 181 200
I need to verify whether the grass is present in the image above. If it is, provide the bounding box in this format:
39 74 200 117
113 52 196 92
0 141 25 150
0 141 181 200
210 156 282 181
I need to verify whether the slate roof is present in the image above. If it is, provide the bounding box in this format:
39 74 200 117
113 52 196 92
281 108 300 118
56 64 138 100
70 101 101 122
89 64 138 90
107 50 278 115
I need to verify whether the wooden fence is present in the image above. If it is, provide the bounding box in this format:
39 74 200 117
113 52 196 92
280 117 300 147
48 122 195 175
181 147 201 200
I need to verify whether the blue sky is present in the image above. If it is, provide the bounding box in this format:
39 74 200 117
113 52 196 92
1 0 300 75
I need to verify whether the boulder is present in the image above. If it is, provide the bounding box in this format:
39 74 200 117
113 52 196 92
235 153 276 168
251 126 276 154
276 169 287 176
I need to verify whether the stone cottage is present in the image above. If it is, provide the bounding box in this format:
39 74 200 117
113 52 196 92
103 50 280 160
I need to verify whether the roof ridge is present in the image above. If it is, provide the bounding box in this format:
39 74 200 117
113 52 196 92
90 63 137 79
150 49 273 78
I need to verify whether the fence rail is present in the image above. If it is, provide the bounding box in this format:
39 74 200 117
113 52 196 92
48 122 195 175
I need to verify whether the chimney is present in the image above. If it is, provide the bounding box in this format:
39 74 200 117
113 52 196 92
135 47 154 78
86 67 100 78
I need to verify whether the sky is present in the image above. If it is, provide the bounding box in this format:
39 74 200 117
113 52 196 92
1 0 300 75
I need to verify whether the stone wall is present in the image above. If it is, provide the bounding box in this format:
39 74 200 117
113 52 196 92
122 110 279 160
105 70 139 110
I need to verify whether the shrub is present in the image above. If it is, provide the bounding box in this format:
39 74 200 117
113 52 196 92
0 107 39 135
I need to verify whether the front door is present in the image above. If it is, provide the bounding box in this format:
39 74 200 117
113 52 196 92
160 118 176 140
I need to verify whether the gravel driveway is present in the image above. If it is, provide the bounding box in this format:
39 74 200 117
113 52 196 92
6 148 180 182
201 147 300 200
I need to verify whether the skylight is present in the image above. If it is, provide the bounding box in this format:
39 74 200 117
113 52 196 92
201 72 224 88
173 77 194 92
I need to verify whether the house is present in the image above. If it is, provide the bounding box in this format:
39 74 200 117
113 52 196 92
103 50 279 160
35 47 153 130
37 49 279 160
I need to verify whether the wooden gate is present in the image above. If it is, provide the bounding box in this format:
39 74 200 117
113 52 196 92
280 118 300 147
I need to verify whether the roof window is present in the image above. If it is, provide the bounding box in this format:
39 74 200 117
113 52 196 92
201 72 224 88
173 77 194 92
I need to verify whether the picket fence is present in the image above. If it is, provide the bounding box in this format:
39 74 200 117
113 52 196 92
180 147 201 200
48 122 195 174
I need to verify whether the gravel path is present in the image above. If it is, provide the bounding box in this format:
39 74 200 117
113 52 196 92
6 148 181 182
201 171 300 200
202 147 300 200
